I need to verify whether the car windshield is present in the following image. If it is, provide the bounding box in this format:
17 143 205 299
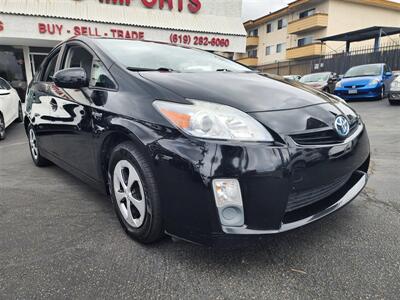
344 64 382 78
300 73 329 83
96 39 252 73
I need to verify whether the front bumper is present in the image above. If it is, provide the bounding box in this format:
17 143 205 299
389 91 400 101
150 124 370 245
335 85 382 100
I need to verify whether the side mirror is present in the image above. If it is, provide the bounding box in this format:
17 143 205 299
385 71 393 77
53 68 89 89
0 89 10 96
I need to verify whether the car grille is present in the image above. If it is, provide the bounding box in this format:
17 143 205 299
290 120 359 145
344 84 365 88
286 173 352 212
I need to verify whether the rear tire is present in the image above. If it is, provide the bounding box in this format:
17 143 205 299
28 124 51 167
108 141 163 244
17 102 23 122
0 114 6 140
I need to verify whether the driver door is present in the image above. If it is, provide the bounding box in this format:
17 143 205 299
49 43 97 178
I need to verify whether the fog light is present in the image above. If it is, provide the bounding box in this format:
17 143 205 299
212 179 244 227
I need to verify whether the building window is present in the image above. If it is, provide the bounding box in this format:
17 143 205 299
276 43 286 53
299 8 316 19
265 46 273 56
247 49 258 58
248 29 258 37
266 23 273 33
277 18 287 30
298 36 314 47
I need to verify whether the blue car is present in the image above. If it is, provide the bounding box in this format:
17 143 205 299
334 63 393 100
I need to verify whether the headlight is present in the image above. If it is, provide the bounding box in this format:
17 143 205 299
153 100 274 142
391 80 400 91
335 81 342 88
367 79 380 87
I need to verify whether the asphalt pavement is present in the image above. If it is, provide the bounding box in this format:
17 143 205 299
0 99 399 299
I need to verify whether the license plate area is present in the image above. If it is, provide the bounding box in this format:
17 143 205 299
348 89 358 94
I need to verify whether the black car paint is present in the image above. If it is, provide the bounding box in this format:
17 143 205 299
25 37 370 245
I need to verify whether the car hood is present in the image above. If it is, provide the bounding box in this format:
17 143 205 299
340 76 380 86
140 72 335 112
302 81 327 87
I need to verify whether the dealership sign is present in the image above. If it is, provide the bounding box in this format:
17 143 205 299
0 15 243 51
98 0 202 13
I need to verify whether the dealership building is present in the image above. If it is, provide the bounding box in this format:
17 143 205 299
0 0 246 99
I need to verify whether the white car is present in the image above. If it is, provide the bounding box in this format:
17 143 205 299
0 77 23 140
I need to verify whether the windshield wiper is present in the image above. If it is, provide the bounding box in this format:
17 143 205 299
127 67 175 72
216 68 233 72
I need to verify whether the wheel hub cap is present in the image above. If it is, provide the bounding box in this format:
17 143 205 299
113 160 146 228
29 129 38 160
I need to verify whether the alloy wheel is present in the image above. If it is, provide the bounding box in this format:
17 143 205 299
29 129 39 160
113 160 146 228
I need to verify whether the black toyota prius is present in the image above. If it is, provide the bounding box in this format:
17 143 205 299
25 37 370 245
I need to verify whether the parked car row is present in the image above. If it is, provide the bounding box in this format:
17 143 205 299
0 77 23 140
283 63 398 105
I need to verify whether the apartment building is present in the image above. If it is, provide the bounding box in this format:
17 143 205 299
235 0 400 68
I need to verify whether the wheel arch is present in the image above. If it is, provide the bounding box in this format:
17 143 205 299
98 122 158 195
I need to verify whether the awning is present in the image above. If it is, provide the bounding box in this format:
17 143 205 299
318 26 400 43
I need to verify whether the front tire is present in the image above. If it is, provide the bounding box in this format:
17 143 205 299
378 86 385 100
28 125 50 167
0 114 6 140
108 141 163 244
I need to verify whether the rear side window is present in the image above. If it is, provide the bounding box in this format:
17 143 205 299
42 52 60 82
64 45 116 89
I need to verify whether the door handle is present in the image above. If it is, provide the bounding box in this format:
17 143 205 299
50 98 58 111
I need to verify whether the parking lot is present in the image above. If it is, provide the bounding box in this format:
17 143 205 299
0 99 399 299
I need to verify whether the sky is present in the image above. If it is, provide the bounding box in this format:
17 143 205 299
241 0 400 22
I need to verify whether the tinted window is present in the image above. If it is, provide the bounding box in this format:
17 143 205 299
344 65 382 78
97 40 250 73
43 52 59 82
0 78 11 90
64 46 115 89
65 46 93 79
91 59 116 89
